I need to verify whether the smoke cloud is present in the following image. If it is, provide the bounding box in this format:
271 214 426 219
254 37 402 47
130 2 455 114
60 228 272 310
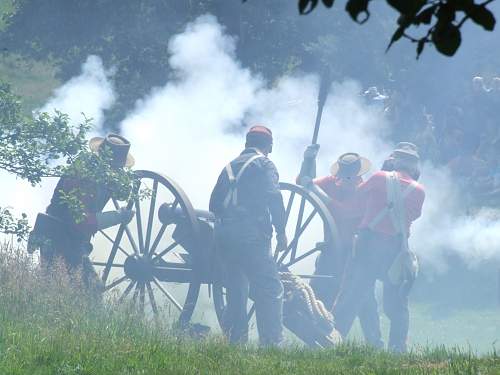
0 55 115 228
121 15 391 208
40 55 115 131
120 15 500 272
5 14 500 274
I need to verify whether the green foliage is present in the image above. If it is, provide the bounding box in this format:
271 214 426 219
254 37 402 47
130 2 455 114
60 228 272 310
58 149 139 224
0 82 138 236
0 208 27 238
0 82 88 183
292 0 497 58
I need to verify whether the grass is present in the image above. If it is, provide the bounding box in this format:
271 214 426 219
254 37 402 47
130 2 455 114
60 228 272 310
0 54 59 113
0 244 499 374
345 296 500 356
0 1 59 113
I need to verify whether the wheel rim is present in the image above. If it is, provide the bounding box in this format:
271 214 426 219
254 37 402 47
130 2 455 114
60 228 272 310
92 170 201 325
213 182 339 334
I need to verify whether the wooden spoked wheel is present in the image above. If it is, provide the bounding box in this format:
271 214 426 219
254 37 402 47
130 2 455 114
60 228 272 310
92 170 202 326
212 182 339 336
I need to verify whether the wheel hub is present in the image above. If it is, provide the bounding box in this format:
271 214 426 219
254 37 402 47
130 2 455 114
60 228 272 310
124 255 154 283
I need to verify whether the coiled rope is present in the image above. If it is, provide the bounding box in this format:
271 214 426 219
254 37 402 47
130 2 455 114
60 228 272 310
280 272 342 345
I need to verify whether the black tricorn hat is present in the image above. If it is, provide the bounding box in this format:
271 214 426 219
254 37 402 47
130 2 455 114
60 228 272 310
89 133 135 168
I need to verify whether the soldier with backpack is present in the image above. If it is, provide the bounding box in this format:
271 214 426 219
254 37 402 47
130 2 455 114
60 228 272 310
332 142 425 352
209 125 287 346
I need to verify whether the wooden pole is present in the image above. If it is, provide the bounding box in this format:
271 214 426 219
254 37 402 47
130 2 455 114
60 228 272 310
311 67 332 145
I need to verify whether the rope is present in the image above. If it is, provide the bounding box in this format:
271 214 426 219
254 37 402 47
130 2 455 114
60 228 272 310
280 272 342 344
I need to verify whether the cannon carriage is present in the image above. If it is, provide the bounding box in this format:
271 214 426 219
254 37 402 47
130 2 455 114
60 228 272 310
91 169 342 347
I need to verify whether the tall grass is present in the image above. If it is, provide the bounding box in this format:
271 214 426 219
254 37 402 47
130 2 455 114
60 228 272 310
0 243 498 374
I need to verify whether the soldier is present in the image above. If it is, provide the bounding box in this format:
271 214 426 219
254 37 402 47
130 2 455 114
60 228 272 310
298 145 383 348
333 142 425 352
209 125 287 346
31 134 135 296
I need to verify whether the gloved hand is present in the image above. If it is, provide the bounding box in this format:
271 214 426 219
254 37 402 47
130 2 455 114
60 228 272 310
275 232 288 253
96 207 135 230
304 144 320 160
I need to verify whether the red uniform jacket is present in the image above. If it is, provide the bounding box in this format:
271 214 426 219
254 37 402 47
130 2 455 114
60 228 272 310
358 171 425 236
313 175 366 248
46 176 110 237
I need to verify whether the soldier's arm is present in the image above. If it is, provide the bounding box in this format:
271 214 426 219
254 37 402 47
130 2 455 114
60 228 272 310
262 159 286 234
209 168 227 216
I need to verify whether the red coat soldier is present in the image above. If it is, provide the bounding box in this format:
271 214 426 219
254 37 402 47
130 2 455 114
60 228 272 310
298 145 383 348
333 142 425 352
31 134 135 295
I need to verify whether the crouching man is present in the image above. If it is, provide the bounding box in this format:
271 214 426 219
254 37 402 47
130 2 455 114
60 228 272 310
209 125 287 346
30 134 135 297
332 142 425 352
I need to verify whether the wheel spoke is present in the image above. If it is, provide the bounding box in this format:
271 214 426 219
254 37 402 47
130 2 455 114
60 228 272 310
281 246 321 268
112 198 140 257
152 278 183 312
146 282 159 315
148 223 167 258
144 179 158 256
170 199 179 210
139 283 146 314
99 230 130 257
289 208 317 251
132 282 141 305
102 221 128 284
118 280 136 303
105 275 128 291
152 241 179 262
284 191 295 226
135 198 145 254
277 208 317 265
291 197 306 260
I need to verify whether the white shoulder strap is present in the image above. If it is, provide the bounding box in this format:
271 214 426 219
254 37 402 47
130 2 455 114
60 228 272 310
368 172 418 231
223 152 264 209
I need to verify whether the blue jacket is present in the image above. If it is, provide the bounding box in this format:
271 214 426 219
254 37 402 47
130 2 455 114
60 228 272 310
209 148 286 236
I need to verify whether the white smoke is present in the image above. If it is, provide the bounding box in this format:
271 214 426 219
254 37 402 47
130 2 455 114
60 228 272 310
40 55 115 131
5 14 500 273
122 15 391 208
120 15 500 273
414 165 500 271
122 16 261 206
0 55 116 228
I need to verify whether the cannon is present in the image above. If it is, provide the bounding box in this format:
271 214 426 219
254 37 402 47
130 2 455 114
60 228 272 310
91 170 342 347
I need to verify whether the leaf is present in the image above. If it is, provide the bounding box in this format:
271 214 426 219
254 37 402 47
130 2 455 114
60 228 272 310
345 0 371 24
436 3 455 25
299 0 318 14
432 23 461 56
468 4 496 31
386 25 406 52
387 0 426 16
322 0 335 7
414 5 437 25
416 39 425 59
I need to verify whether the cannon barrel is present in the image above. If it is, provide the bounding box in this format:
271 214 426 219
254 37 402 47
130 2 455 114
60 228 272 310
158 202 215 225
